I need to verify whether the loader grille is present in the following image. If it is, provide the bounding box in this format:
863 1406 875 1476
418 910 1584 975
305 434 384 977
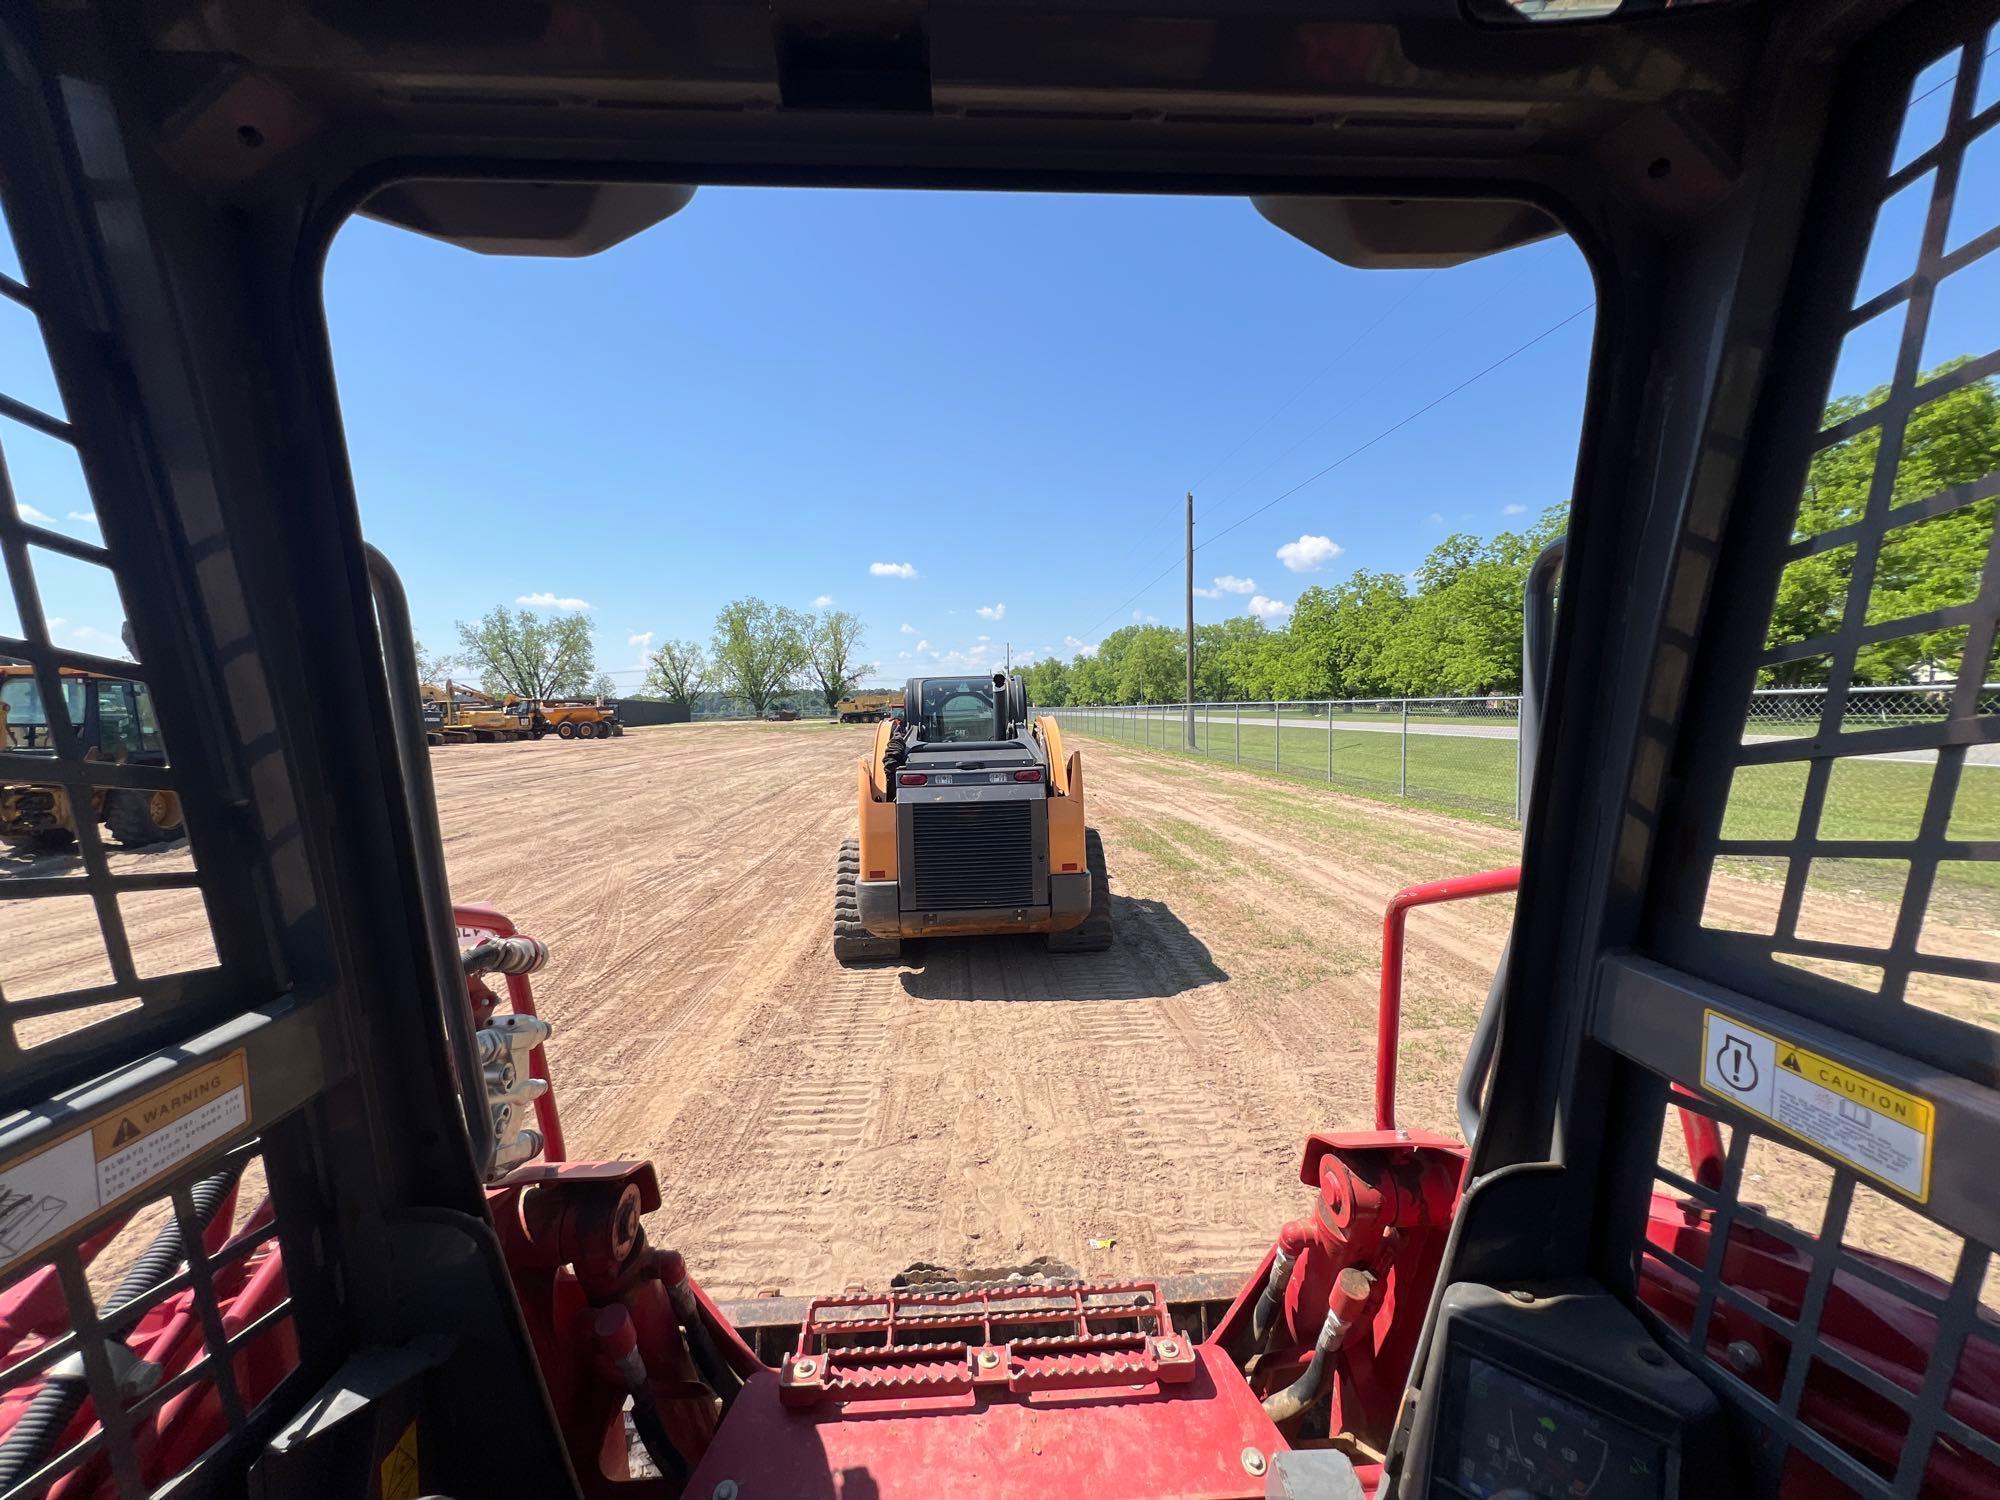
909 801 1036 910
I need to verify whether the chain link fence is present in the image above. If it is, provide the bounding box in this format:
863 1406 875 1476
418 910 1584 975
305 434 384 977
1049 683 2000 820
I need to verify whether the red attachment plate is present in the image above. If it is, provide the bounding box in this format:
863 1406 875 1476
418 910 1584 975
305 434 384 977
778 1278 1198 1407
688 1342 1286 1500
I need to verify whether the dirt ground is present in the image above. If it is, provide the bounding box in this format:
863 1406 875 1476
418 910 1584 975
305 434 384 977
6 720 1993 1305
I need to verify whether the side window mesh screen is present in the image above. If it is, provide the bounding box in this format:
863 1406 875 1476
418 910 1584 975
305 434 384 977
1642 20 2000 1497
0 158 222 1078
1694 30 2000 1037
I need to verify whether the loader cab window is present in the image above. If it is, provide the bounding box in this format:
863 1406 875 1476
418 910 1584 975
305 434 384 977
94 679 162 758
918 677 995 743
0 674 82 750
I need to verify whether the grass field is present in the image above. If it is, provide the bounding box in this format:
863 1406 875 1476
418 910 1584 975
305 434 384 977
1060 711 2000 922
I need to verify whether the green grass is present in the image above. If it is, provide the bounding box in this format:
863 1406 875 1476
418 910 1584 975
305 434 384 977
1067 711 1521 818
1064 712 2000 924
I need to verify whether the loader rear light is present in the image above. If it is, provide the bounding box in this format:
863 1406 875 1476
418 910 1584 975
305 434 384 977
1061 861 1078 872
898 772 927 786
1013 768 1043 782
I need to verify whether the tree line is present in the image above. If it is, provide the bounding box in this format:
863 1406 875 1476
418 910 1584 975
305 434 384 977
1020 504 1567 707
423 598 874 718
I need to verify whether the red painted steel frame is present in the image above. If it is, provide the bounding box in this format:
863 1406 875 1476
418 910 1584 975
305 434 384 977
1375 866 1520 1131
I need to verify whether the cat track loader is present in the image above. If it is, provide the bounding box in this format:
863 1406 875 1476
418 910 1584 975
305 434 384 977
837 672 1113 963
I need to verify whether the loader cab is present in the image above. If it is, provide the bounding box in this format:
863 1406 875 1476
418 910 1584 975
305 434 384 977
1 1 1997 1498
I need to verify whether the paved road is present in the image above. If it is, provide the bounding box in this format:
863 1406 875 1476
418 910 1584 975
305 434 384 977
1061 710 1998 767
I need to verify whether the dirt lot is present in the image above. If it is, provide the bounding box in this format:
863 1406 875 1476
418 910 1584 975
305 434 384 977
424 722 1997 1301
6 720 1993 1303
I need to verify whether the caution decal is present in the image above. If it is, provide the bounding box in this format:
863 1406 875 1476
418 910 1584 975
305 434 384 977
1700 1010 1933 1201
0 1050 252 1277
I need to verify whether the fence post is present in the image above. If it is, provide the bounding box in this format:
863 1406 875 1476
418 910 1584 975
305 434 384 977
1326 700 1334 782
1399 698 1409 798
1513 702 1522 823
1235 701 1242 764
1274 701 1282 771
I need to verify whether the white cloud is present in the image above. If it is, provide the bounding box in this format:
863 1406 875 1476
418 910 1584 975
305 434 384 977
1132 610 1158 623
66 511 97 527
1213 575 1256 594
64 623 132 658
812 594 835 607
975 634 991 643
627 631 654 650
1064 635 1099 658
516 592 592 610
870 561 918 579
17 503 51 524
897 650 911 659
1502 503 1528 516
1276 534 1343 573
1425 513 1445 527
975 602 1006 620
916 639 931 652
899 622 916 634
1248 595 1291 621
1192 585 1222 599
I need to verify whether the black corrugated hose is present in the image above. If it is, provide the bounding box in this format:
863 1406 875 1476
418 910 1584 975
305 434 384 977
0 1164 244 1489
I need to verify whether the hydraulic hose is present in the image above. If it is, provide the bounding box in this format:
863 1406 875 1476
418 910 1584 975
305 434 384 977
461 935 548 977
0 1165 242 1488
1249 1220 1313 1350
659 1253 744 1412
1262 1266 1374 1424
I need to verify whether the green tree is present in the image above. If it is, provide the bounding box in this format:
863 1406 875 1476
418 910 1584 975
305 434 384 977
644 639 709 710
804 610 874 715
589 671 619 700
1772 361 2000 684
1020 656 1071 706
710 597 809 717
415 640 461 688
454 607 596 699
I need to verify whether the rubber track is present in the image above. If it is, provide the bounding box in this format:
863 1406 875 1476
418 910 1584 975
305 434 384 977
1046 827 1115 953
834 836 901 963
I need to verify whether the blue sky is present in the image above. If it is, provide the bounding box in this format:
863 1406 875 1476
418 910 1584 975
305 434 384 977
320 189 1597 690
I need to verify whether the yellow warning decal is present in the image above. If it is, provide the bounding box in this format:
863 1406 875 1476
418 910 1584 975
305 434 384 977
0 1049 252 1278
380 1420 419 1500
1699 1010 1933 1201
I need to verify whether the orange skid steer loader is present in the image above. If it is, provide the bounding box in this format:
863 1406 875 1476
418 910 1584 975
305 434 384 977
836 672 1113 963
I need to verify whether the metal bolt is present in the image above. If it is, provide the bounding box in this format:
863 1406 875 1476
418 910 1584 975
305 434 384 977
977 1350 1000 1369
1636 1345 1667 1368
1725 1340 1763 1376
712 1483 739 1500
792 1357 818 1378
1240 1447 1268 1477
1157 1339 1179 1359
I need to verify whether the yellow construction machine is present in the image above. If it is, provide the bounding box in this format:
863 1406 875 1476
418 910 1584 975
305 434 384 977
837 672 1111 963
835 689 901 723
515 697 624 740
0 664 184 848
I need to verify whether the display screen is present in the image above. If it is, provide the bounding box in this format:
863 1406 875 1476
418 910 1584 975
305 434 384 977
1441 1355 1669 1498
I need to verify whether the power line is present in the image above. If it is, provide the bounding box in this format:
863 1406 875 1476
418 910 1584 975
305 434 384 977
1199 301 1593 550
1186 271 1436 496
1080 299 1594 635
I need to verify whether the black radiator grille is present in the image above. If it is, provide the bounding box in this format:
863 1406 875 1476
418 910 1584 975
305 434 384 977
910 800 1037 910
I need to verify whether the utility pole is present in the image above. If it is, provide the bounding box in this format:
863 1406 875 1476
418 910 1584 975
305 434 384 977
1005 642 1012 673
1184 490 1196 749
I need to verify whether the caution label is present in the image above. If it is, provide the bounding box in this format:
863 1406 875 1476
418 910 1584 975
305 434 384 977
1700 1010 1933 1201
0 1050 251 1277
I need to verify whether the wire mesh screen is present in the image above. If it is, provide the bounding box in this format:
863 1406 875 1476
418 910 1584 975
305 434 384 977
0 1141 299 1499
1688 26 2000 1040
0 177 220 1081
1641 1090 1998 1496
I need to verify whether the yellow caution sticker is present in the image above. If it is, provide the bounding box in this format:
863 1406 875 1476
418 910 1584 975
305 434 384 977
1700 1010 1933 1201
380 1420 420 1500
0 1050 251 1276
